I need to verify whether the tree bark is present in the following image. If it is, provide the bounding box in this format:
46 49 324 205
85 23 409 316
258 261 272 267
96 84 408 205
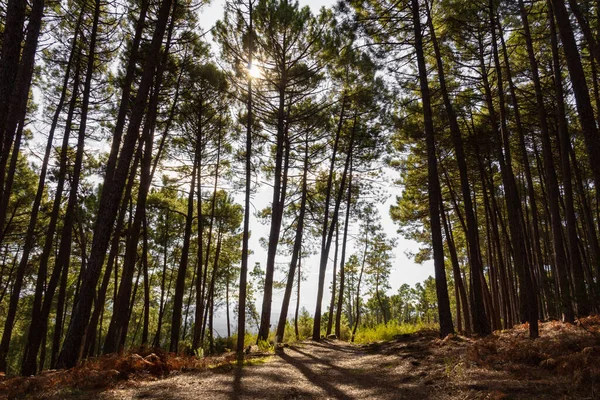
411 0 454 337
237 0 253 364
426 1 489 334
276 130 309 342
57 0 175 369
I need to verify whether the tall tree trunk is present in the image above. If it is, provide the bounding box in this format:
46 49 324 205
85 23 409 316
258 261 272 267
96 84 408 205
104 8 176 353
335 159 353 339
0 0 26 153
295 255 301 340
276 131 309 342
480 8 539 336
411 0 454 337
21 0 101 374
153 210 171 348
550 0 600 208
103 0 149 184
351 219 369 343
519 0 582 321
57 0 175 369
440 199 472 334
326 224 340 336
84 148 142 358
193 136 204 350
237 0 253 364
426 1 489 334
258 69 292 341
202 232 222 353
547 1 592 317
141 216 151 346
0 0 45 236
567 0 600 65
498 6 549 321
0 0 46 373
313 114 356 341
12 7 83 373
170 156 197 353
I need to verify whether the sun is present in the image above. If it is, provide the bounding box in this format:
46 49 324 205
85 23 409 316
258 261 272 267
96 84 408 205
247 62 262 79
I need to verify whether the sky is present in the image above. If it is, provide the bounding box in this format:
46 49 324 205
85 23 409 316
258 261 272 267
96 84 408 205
195 0 435 335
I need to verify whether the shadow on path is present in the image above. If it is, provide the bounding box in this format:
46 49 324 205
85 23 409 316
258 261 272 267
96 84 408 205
277 350 350 399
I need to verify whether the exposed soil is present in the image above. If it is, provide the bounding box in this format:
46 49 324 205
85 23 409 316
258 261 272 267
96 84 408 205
3 319 600 399
102 327 597 399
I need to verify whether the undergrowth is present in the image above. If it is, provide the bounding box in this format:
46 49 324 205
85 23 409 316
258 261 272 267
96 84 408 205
352 321 437 344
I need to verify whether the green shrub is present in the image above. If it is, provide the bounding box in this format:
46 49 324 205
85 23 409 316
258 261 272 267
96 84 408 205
257 339 274 352
353 321 436 344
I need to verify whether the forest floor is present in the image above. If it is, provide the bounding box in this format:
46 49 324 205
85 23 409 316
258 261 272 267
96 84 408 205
2 317 600 399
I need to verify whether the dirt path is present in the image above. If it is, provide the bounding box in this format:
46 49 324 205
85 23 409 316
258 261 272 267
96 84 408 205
102 335 574 400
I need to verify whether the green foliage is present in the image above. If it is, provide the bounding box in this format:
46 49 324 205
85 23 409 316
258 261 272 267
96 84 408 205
297 307 314 340
353 321 436 344
257 339 274 352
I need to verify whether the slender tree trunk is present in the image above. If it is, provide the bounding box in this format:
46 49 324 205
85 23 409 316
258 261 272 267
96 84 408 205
0 0 26 152
226 271 231 338
0 0 45 236
84 148 142 358
295 255 301 340
566 0 600 65
104 9 176 353
141 217 150 346
0 0 46 373
480 10 539 336
193 138 204 350
547 2 591 317
275 131 309 342
103 0 149 184
335 160 353 339
203 233 222 352
258 76 292 341
550 0 600 207
351 222 369 343
58 0 175 369
411 0 454 337
13 6 82 373
182 260 197 343
153 210 171 348
22 0 101 374
237 1 253 363
498 6 549 321
326 224 339 336
170 156 197 353
426 1 489 334
313 114 357 340
440 199 471 334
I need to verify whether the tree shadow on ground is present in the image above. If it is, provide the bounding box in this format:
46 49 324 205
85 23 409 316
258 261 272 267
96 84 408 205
118 337 577 400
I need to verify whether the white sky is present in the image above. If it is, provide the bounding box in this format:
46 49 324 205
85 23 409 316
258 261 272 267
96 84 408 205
196 0 434 334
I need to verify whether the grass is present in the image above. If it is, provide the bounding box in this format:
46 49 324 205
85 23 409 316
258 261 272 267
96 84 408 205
352 321 437 344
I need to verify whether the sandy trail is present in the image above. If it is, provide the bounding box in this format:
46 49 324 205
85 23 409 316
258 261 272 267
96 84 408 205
103 337 568 400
